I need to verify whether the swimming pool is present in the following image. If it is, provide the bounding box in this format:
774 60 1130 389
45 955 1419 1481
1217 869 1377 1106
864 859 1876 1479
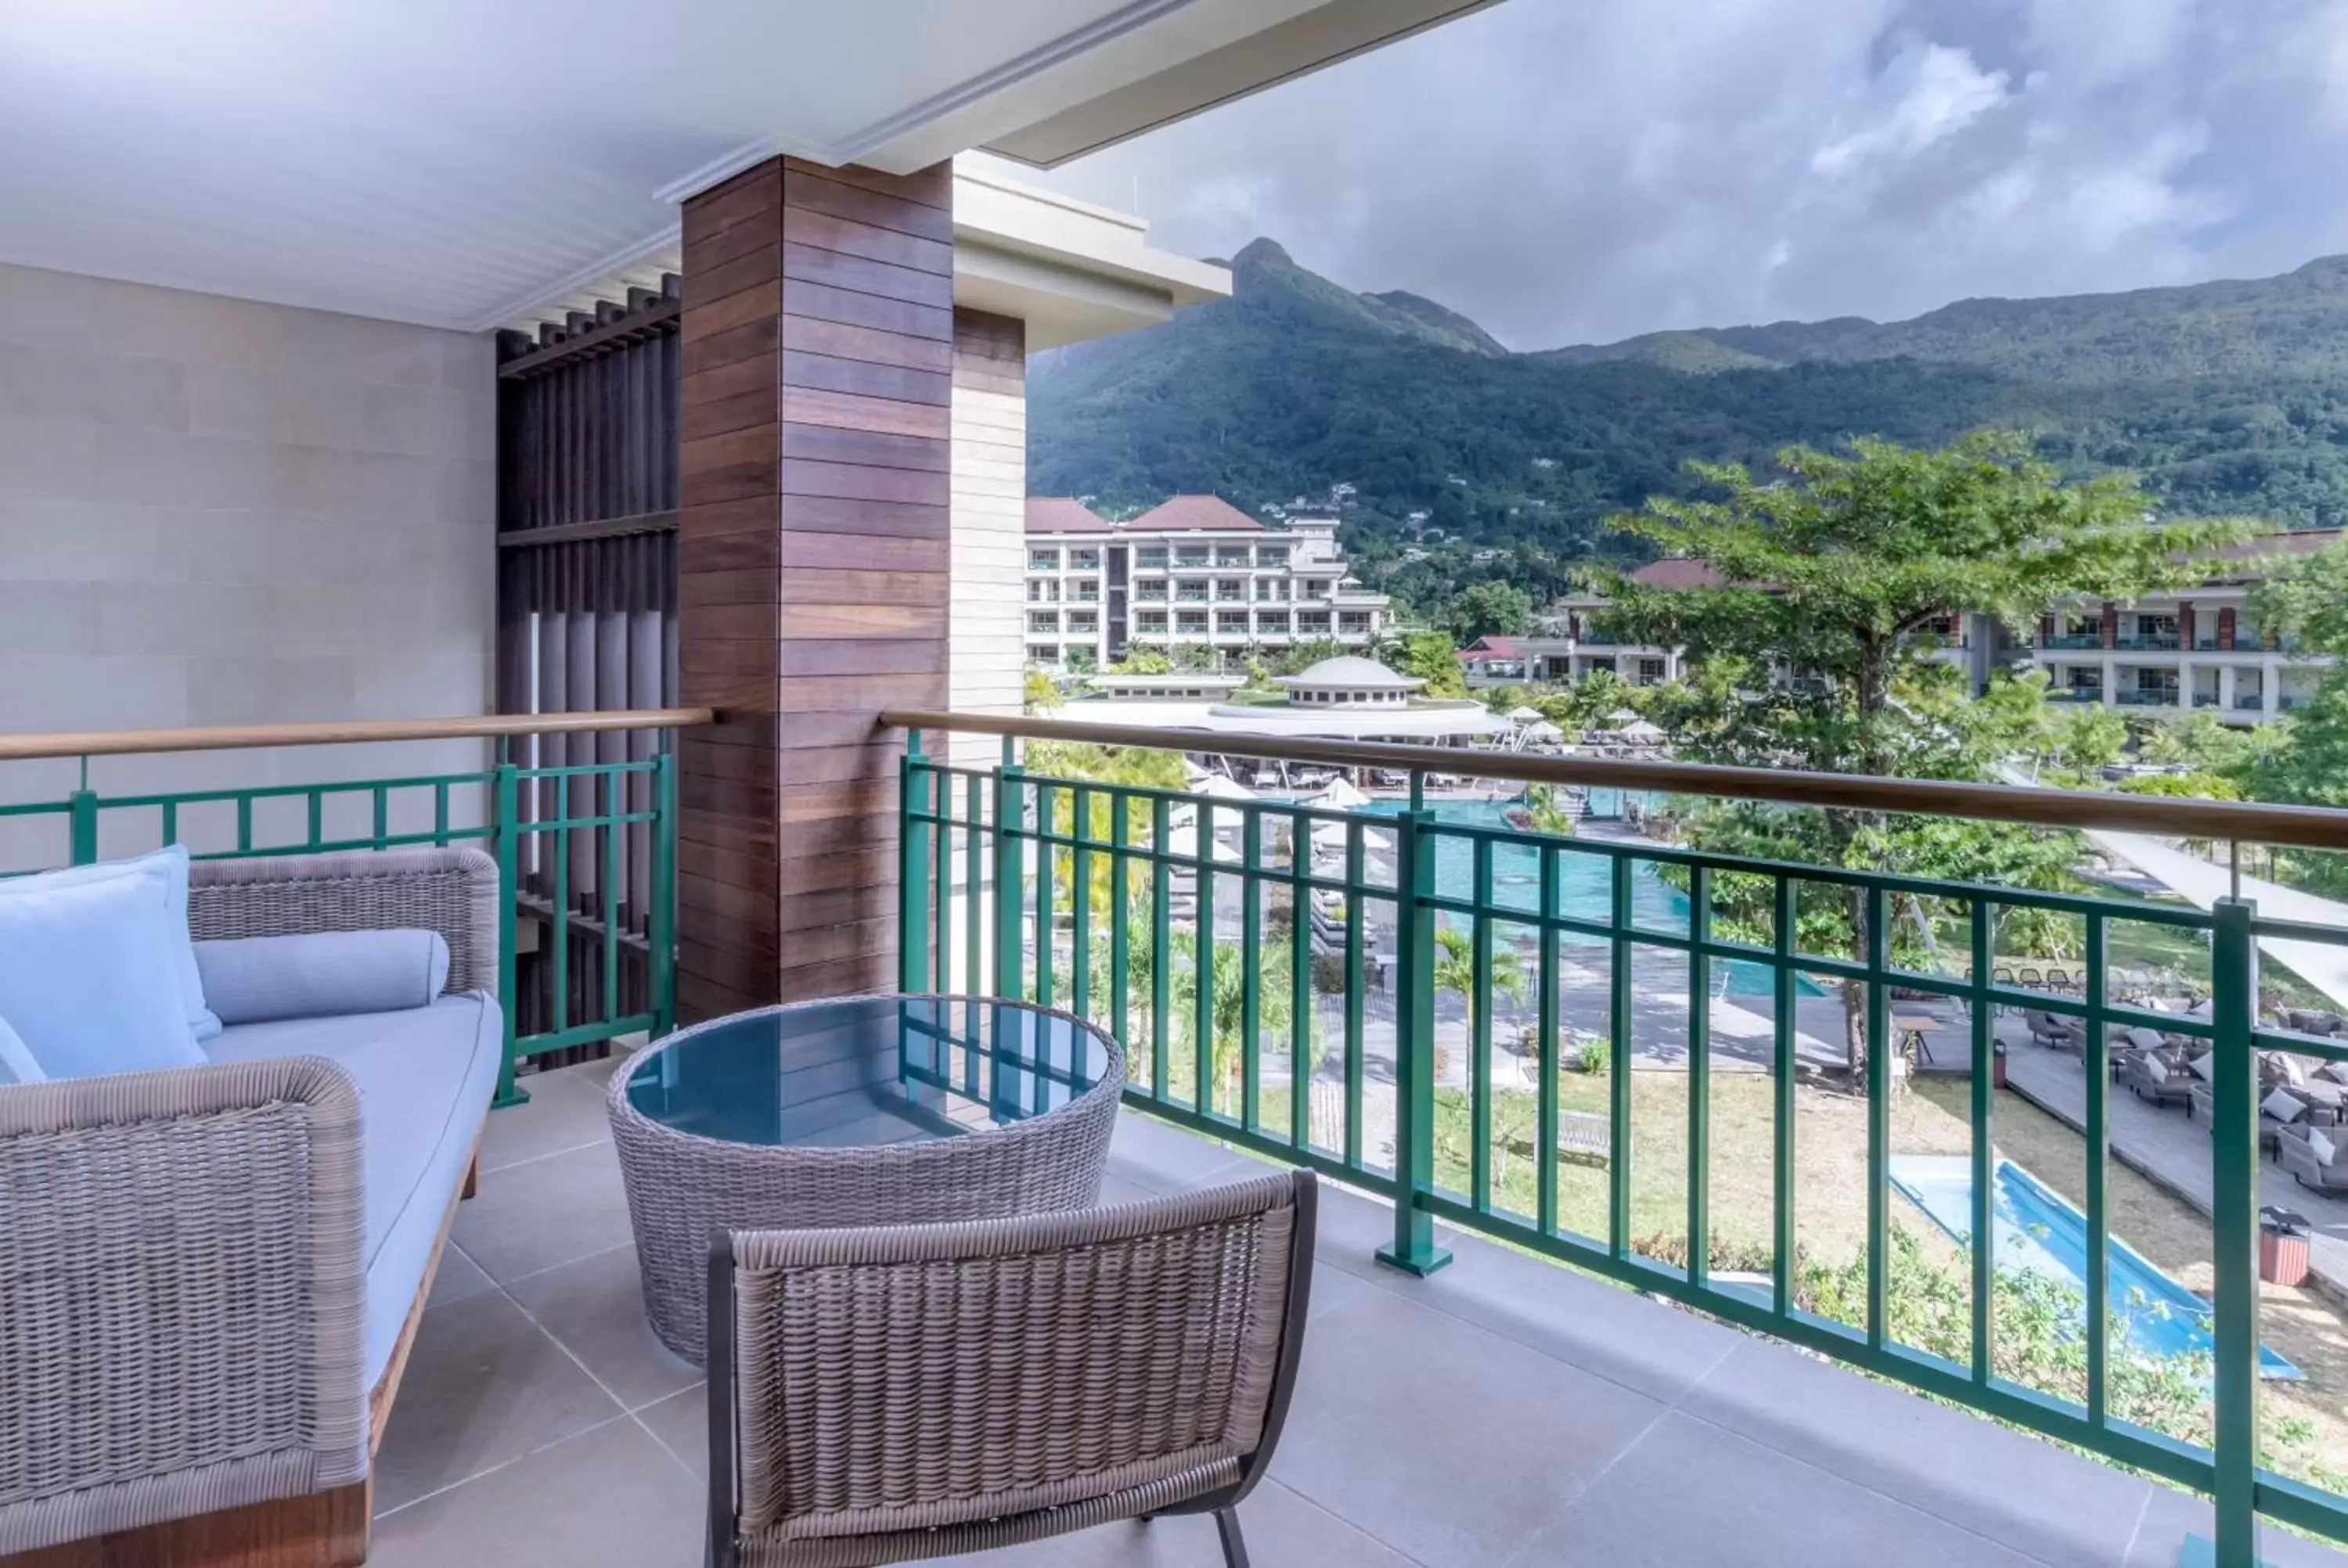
1360 800 1824 998
1889 1154 2301 1380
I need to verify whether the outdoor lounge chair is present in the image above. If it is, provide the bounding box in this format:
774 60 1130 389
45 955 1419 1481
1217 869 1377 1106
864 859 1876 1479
2278 1124 2348 1195
704 1171 1316 1568
2025 1008 2083 1052
2118 1041 2195 1109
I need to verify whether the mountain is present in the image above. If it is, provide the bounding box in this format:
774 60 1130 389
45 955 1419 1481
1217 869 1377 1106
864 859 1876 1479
1540 255 2348 382
1027 239 2348 556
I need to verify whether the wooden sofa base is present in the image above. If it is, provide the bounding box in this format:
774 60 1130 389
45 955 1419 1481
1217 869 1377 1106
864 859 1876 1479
2 1122 488 1568
1 1483 370 1568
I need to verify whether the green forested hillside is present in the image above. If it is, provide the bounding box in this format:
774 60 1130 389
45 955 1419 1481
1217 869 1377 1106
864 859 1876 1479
1546 255 2348 382
1027 239 2348 552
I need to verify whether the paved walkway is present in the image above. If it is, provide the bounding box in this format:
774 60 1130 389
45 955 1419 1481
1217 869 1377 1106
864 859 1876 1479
371 1057 2347 1567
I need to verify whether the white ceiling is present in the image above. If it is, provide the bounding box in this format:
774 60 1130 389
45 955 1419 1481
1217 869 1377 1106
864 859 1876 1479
0 0 1371 333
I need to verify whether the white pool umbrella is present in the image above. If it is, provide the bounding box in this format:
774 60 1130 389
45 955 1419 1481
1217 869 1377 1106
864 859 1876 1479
1315 777 1371 810
1619 720 1666 743
1606 707 1643 725
1506 704 1544 722
1164 822 1244 863
1522 720 1565 742
1190 772 1257 802
1311 819 1396 856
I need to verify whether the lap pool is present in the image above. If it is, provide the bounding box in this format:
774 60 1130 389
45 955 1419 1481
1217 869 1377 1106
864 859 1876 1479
1889 1154 2301 1380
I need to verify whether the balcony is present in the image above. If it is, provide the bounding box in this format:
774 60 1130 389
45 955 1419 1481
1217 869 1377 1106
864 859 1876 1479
13 705 2348 1568
2195 691 2222 708
1176 617 1209 635
2117 634 2182 652
2049 686 2105 703
1175 589 1209 604
2117 689 2179 707
885 710 2348 1568
1136 552 1169 569
2042 634 2105 649
1134 588 1167 603
1175 552 1211 569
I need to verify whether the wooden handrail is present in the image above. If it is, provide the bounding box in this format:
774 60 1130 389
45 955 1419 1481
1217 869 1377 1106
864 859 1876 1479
0 709 715 763
879 707 2348 853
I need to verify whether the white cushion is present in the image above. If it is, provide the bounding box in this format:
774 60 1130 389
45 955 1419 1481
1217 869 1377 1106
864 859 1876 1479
2311 1127 2341 1168
0 869 205 1081
2125 1026 2166 1051
2144 1056 2171 1085
16 847 219 1043
0 1014 41 1085
2188 1053 2215 1082
205 994 502 1388
2265 1088 2307 1125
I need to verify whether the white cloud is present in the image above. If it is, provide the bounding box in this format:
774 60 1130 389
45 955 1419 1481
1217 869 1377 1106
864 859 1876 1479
1010 0 2348 348
1811 45 2011 178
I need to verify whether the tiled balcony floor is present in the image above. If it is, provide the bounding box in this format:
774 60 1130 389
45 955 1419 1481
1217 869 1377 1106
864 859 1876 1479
371 1056 2348 1568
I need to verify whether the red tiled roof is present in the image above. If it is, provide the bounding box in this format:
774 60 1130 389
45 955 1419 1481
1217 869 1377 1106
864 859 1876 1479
1026 498 1107 534
1126 494 1262 533
1628 559 1727 590
1458 636 1522 659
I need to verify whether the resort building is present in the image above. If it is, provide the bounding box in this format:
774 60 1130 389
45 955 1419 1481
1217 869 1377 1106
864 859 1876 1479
1024 495 1389 671
2024 530 2339 721
1508 536 2335 720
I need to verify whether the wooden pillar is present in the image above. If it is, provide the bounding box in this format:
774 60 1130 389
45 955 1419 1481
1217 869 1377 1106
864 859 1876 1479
675 156 953 1019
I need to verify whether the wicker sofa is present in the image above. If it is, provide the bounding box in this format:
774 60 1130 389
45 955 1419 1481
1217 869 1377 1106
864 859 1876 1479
0 847 502 1567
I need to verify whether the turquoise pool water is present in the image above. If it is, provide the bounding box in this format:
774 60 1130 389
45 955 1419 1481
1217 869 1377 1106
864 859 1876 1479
1359 800 1820 998
1890 1154 2300 1380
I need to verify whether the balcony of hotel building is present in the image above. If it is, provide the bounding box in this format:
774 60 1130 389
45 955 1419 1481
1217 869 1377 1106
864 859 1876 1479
6 13 2348 1568
2027 551 2339 722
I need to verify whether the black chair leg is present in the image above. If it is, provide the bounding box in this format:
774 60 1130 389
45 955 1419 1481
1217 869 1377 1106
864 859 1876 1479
1215 1508 1251 1568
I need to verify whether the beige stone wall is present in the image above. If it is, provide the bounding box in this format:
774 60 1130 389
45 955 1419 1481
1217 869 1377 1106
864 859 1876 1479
0 261 495 865
948 308 1027 769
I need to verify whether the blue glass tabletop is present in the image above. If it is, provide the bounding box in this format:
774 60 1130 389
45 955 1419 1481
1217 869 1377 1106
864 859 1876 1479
621 995 1118 1149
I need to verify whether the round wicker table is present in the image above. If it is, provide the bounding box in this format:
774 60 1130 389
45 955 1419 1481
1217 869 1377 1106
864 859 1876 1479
608 993 1124 1364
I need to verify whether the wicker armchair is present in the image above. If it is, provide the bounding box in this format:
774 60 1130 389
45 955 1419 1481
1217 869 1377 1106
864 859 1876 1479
0 847 499 1564
2278 1124 2348 1195
2117 1048 2195 1109
706 1171 1318 1568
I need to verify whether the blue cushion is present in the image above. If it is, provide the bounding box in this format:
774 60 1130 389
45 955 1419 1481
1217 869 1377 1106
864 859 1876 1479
206 993 502 1386
0 870 207 1081
0 1014 41 1085
16 847 219 1042
195 929 450 1025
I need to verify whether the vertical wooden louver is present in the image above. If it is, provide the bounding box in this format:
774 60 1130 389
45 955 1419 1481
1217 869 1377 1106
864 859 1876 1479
493 281 682 1048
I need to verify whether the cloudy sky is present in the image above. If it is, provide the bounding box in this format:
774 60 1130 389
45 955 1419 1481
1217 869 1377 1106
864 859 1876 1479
1000 0 2348 350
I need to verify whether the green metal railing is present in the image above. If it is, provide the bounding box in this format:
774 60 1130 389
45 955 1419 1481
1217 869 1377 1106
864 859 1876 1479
891 714 2348 1567
2 710 701 1105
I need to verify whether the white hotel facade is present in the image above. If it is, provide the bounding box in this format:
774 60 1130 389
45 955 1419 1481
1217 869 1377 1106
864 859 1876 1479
1023 494 1390 671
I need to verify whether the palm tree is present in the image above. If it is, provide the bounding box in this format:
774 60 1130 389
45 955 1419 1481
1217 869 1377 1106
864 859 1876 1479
1165 930 1303 1112
1432 926 1527 1062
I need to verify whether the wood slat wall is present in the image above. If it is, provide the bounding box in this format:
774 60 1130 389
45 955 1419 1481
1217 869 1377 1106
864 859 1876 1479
676 156 953 1020
494 286 682 1047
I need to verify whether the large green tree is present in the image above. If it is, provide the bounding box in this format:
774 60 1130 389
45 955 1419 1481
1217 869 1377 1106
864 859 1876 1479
1441 581 1534 642
1598 432 2255 1084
